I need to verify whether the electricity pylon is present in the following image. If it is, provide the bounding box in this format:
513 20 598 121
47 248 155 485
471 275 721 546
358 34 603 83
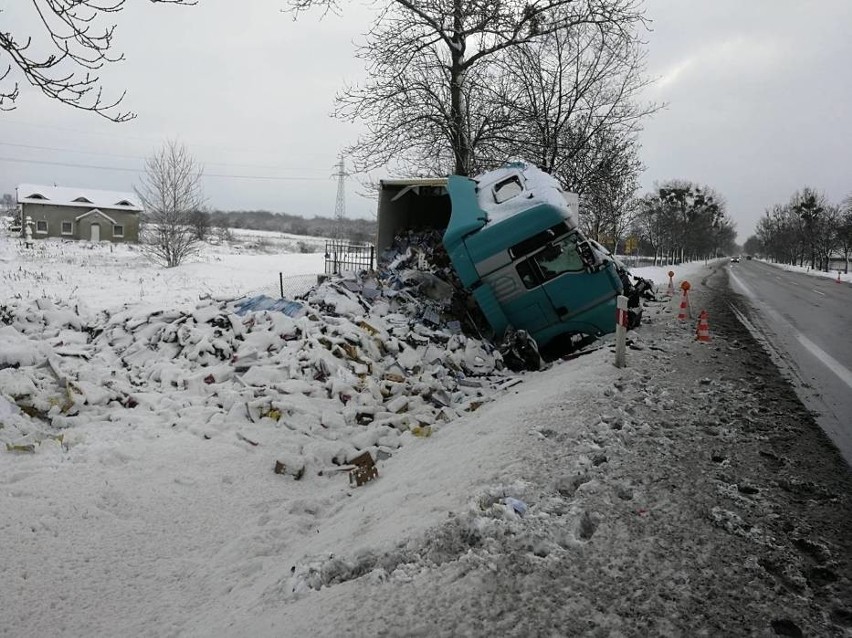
334 157 347 240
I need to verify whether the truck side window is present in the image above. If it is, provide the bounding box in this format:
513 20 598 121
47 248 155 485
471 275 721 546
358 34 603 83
493 175 523 204
517 258 539 289
534 237 584 281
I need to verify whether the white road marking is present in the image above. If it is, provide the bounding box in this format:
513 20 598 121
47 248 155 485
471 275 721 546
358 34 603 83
813 289 826 296
796 334 852 390
730 270 852 391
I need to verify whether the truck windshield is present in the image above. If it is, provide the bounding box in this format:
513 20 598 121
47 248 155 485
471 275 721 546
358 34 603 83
517 236 585 288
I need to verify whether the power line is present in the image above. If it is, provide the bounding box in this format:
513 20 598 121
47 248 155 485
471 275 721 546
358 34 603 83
0 141 329 172
0 156 332 181
0 118 165 144
0 142 147 163
0 156 141 174
0 117 334 158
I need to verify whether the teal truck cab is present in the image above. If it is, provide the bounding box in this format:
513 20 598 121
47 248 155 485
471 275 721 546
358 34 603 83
377 162 627 349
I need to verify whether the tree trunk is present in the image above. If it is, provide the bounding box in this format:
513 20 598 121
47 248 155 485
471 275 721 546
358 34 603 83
450 0 468 176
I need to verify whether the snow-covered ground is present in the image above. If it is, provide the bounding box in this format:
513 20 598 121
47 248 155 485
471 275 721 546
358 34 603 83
754 258 850 284
0 227 327 309
0 233 772 636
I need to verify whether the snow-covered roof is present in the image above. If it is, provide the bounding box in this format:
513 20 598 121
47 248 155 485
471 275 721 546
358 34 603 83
474 162 579 228
16 184 142 211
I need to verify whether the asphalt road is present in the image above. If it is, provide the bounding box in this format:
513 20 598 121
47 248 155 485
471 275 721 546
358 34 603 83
727 259 852 466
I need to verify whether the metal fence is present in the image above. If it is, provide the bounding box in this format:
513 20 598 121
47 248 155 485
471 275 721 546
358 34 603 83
278 273 323 298
242 273 321 301
244 243 376 303
324 241 375 275
828 258 850 273
618 255 661 268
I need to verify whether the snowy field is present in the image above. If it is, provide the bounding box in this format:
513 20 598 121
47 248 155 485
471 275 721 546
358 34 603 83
0 231 713 636
0 227 327 308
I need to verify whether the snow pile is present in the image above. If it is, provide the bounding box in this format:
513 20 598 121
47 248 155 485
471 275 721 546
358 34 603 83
0 269 512 476
285 479 536 595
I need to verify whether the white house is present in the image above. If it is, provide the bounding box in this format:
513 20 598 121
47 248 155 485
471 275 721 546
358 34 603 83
16 184 142 243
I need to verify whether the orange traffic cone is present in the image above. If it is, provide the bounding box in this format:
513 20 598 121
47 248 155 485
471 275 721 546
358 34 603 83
677 289 691 321
696 310 711 342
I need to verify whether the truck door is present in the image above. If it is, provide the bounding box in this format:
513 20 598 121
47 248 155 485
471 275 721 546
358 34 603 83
488 266 562 336
522 234 620 334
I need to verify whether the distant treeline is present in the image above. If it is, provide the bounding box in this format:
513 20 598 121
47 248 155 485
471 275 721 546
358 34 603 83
204 209 377 243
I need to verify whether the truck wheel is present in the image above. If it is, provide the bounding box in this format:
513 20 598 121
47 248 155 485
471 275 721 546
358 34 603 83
500 328 543 372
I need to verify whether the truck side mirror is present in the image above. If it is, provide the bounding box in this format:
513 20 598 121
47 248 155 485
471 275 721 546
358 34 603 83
576 240 600 268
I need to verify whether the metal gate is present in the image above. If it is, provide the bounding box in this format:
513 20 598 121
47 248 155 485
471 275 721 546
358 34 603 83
324 241 375 275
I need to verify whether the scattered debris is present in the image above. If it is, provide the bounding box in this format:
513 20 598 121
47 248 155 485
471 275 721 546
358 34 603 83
236 432 259 447
504 497 528 517
349 451 378 487
5 441 36 454
274 455 306 481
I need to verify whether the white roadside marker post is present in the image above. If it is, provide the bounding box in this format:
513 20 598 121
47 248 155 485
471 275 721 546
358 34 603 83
615 295 628 368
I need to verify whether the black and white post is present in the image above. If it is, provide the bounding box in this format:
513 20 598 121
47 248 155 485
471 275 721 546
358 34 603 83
615 295 628 368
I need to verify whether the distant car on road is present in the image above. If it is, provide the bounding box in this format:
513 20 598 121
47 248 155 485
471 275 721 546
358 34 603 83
731 257 740 263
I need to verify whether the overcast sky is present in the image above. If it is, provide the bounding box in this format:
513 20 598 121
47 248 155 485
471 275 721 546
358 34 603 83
1 0 850 240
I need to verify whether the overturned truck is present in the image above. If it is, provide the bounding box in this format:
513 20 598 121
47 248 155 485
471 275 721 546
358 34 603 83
377 162 645 365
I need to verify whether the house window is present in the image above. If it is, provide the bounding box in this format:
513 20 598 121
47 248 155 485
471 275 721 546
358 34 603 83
61 221 73 235
113 224 124 238
36 220 48 234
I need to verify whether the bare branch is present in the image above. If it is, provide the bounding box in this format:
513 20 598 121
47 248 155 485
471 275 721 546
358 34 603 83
0 1 195 121
316 0 649 176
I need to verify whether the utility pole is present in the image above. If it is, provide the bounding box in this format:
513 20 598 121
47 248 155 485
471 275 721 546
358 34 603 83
334 157 347 240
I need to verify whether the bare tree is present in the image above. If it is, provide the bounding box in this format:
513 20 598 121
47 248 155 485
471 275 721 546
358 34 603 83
0 0 194 120
136 140 205 268
579 137 642 251
188 208 211 241
742 235 763 258
812 204 840 272
636 181 736 264
322 0 646 177
756 190 845 271
838 196 852 274
789 187 833 270
480 19 656 251
489 21 656 183
0 192 14 212
756 204 801 266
